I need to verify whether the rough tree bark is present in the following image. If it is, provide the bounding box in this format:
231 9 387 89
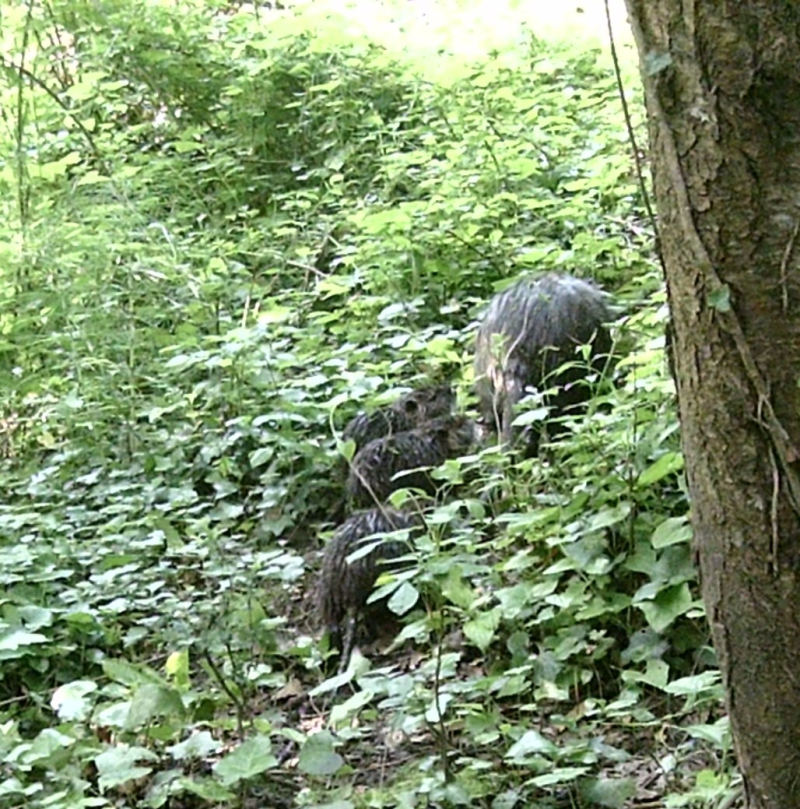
623 3 800 807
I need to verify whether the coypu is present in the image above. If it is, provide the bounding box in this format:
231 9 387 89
474 273 612 453
342 384 456 453
318 507 422 668
346 415 477 509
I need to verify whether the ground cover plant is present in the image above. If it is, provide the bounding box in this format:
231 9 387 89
0 1 739 807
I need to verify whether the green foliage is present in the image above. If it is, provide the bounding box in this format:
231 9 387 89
0 1 737 808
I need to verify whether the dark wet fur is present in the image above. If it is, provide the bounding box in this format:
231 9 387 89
342 384 456 453
317 507 422 664
474 273 612 452
346 415 477 509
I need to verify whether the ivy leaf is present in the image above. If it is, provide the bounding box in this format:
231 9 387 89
644 49 673 76
178 776 236 803
386 581 418 615
103 659 165 688
708 284 731 312
16 606 54 630
330 690 374 727
213 735 278 786
125 684 186 730
298 732 344 776
441 566 474 609
684 716 730 749
177 777 236 805
651 516 693 548
623 658 670 690
637 583 695 632
638 451 684 486
463 608 501 652
530 766 590 786
665 671 722 697
425 692 453 723
51 680 98 721
505 730 558 760
579 777 637 808
0 629 48 658
18 728 75 766
95 744 158 793
167 731 221 761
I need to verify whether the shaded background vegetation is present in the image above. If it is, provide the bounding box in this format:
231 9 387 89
0 1 735 807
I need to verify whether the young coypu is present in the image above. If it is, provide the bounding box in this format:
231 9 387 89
318 507 422 668
342 384 456 453
345 415 477 510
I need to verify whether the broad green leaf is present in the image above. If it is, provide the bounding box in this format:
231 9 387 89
309 660 368 697
505 730 558 760
622 658 670 690
530 766 590 786
441 566 474 609
579 777 637 808
249 447 273 467
95 744 158 792
298 732 345 776
637 583 695 632
51 680 98 721
103 660 166 688
125 684 186 730
257 305 293 324
165 650 190 688
94 702 133 730
213 735 277 786
36 154 82 181
0 777 26 798
0 629 48 656
495 583 534 618
425 692 453 723
18 729 74 765
652 516 693 548
65 71 109 99
665 671 721 696
76 170 110 186
585 504 631 530
492 789 523 809
684 717 730 750
178 775 236 802
463 608 501 652
174 141 204 154
638 452 684 486
387 581 419 615
496 674 531 698
330 689 374 727
708 285 732 312
168 732 221 761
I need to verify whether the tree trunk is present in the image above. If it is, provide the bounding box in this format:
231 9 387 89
624 2 800 807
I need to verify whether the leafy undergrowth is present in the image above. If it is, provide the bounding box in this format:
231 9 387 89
0 2 740 808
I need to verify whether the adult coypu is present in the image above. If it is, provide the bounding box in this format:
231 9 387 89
474 273 612 453
345 415 477 509
318 507 422 667
342 384 456 453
